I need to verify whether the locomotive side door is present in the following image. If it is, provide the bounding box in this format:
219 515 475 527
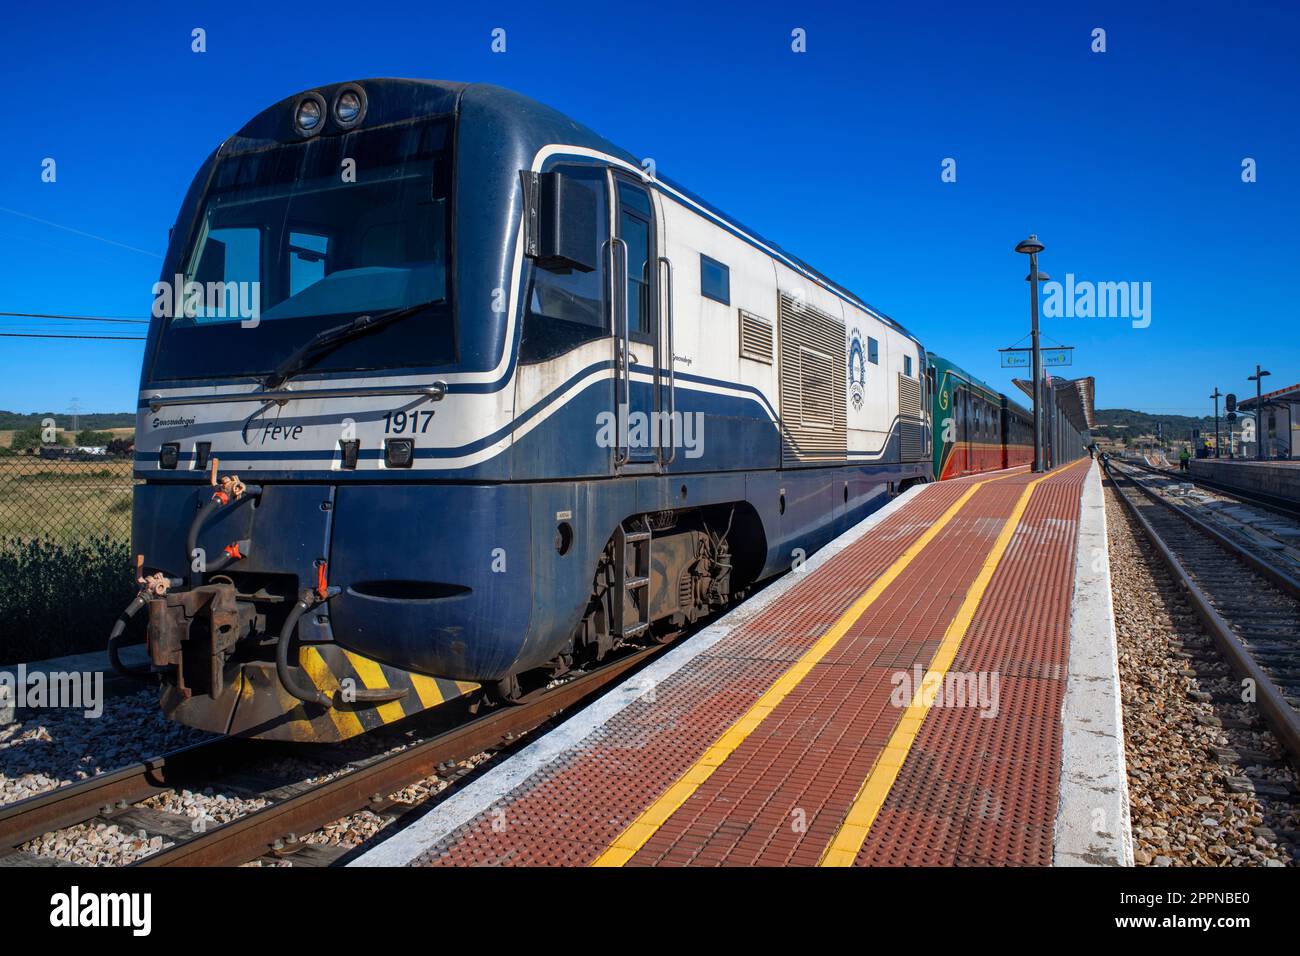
609 174 670 472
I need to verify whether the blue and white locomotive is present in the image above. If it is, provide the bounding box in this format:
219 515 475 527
121 80 932 741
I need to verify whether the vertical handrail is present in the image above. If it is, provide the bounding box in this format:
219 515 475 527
609 237 629 467
658 255 675 466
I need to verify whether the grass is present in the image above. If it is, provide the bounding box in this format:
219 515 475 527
0 458 140 663
0 458 135 543
0 535 138 664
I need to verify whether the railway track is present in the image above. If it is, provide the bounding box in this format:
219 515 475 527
1106 460 1300 767
0 643 667 867
1125 456 1300 522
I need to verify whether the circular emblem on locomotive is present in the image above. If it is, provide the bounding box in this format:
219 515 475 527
848 328 867 411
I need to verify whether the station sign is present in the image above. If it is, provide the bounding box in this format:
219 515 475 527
999 347 1073 368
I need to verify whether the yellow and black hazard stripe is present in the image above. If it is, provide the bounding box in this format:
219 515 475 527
238 645 479 743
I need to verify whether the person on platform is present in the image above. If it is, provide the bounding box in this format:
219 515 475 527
1179 445 1191 472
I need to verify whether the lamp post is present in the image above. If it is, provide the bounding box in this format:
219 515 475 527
1248 365 1271 460
1015 234 1046 472
1210 387 1221 458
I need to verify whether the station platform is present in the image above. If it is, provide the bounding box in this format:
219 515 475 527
1190 458 1300 504
353 458 1130 868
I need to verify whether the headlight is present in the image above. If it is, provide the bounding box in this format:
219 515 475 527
293 93 326 136
333 85 366 127
384 438 414 468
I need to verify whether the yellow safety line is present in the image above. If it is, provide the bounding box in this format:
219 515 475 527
590 469 1024 867
817 463 1072 866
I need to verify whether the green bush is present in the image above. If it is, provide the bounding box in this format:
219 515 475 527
76 429 114 446
9 425 73 450
0 535 138 664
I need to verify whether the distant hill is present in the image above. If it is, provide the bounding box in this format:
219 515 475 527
0 410 136 431
1093 408 1217 442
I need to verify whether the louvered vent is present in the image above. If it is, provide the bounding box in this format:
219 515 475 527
799 348 834 426
738 309 773 364
778 292 846 465
898 372 926 461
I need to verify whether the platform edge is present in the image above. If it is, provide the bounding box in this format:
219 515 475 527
1053 460 1134 866
349 481 929 866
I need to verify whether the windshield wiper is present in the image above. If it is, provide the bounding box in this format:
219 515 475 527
262 302 435 389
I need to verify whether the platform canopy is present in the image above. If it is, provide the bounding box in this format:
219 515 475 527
1011 376 1096 433
1239 381 1300 411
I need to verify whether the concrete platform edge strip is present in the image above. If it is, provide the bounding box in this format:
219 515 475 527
1 645 146 676
1052 461 1134 866
349 481 928 867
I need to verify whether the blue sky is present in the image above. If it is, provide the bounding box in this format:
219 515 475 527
1 0 1296 416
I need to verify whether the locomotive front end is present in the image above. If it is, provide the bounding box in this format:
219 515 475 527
119 80 539 741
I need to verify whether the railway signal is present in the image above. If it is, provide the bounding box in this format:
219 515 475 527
1225 393 1237 459
1210 387 1222 458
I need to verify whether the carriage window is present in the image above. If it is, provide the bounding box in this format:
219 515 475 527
904 354 912 376
520 165 609 363
700 254 730 305
868 337 879 364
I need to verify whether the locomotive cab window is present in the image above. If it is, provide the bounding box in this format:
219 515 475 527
868 336 879 364
700 254 730 305
903 354 912 377
152 116 455 381
617 180 655 345
289 231 329 296
520 164 611 364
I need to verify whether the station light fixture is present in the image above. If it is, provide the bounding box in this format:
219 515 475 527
1014 234 1047 472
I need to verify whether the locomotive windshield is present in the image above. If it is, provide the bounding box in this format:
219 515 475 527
150 117 454 381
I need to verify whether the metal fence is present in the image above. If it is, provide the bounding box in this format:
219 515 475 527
0 450 139 663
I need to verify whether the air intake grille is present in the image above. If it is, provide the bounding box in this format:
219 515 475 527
738 309 773 364
898 372 926 461
778 292 846 465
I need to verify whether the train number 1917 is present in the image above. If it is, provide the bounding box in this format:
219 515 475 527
383 410 434 434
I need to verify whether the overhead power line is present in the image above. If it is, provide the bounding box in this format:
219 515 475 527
0 332 145 341
0 311 148 324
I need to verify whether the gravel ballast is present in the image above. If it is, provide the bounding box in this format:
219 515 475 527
1106 480 1297 866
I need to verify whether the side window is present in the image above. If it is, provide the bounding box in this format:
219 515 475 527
903 354 912 377
867 337 879 365
188 226 262 325
289 231 328 296
618 181 654 341
520 165 609 364
700 254 730 304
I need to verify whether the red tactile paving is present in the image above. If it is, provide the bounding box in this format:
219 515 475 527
856 464 1087 867
416 461 1090 867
